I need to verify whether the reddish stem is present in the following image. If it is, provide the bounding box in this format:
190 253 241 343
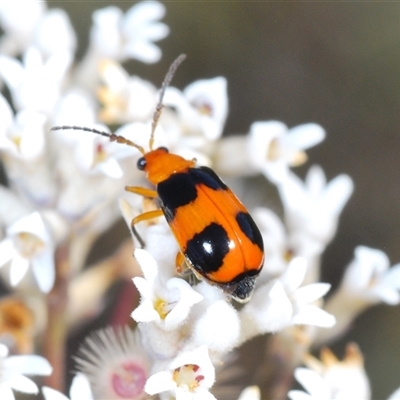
43 241 70 392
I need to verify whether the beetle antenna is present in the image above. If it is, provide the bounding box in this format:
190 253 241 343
50 125 146 155
149 54 186 150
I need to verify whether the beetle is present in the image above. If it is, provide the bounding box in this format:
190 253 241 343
52 55 264 303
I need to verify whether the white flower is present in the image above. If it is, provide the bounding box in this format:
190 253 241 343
0 343 52 399
51 89 97 131
0 212 55 293
33 8 76 58
252 207 290 280
43 373 93 400
247 121 325 183
131 249 203 330
240 257 334 342
316 246 400 345
0 97 46 160
90 1 168 63
73 130 137 179
0 0 45 55
288 344 370 400
145 346 216 400
97 60 157 124
181 281 241 357
0 46 72 114
163 77 228 145
75 326 150 400
279 165 353 251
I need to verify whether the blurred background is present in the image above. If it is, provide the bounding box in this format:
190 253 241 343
39 1 400 398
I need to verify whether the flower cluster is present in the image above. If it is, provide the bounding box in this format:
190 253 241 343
0 1 399 400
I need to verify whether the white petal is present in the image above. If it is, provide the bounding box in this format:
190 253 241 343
287 390 314 400
0 93 13 134
0 239 16 266
69 373 93 400
97 157 123 179
42 386 69 400
7 212 49 241
286 123 325 150
132 276 152 299
134 248 158 282
130 301 160 323
323 174 354 215
292 305 336 327
305 165 326 196
238 386 261 400
280 257 307 293
125 41 161 63
381 264 400 289
145 371 175 395
0 55 23 89
9 254 30 286
388 387 400 400
4 354 52 376
7 375 38 394
125 1 166 25
0 383 17 400
292 283 331 306
164 278 203 330
371 285 400 305
192 300 239 353
32 249 55 293
294 368 330 398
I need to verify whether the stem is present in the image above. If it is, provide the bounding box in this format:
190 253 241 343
256 330 310 400
43 240 70 392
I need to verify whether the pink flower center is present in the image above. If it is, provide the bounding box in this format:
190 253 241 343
111 362 147 398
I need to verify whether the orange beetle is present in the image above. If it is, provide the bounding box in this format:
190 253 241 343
52 55 264 302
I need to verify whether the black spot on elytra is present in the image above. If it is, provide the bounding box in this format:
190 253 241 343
236 211 264 251
189 166 228 190
185 223 230 274
157 173 198 222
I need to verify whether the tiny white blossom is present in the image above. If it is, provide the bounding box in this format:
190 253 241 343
145 345 216 400
91 2 169 63
0 343 52 399
163 77 228 145
288 344 370 400
131 249 203 330
0 104 46 160
316 246 400 345
279 165 353 252
0 212 55 293
73 131 137 179
0 46 72 114
240 257 334 342
185 281 241 357
247 121 325 183
33 8 76 58
97 60 157 124
43 373 93 400
0 0 45 55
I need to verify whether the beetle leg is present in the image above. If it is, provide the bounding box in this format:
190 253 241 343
125 186 158 198
131 209 164 248
175 251 187 274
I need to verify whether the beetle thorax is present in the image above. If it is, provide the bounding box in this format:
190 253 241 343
144 149 195 184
